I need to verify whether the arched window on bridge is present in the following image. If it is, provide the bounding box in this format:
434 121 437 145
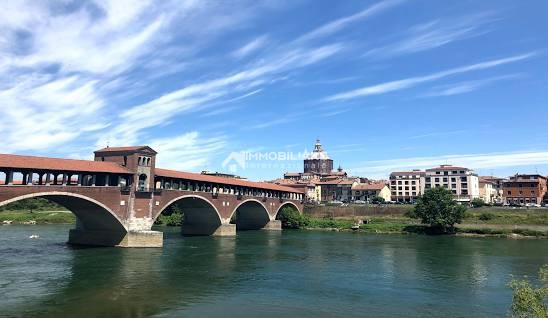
138 174 147 191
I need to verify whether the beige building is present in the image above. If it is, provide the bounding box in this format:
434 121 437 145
389 170 425 203
479 176 501 204
352 182 391 202
425 165 479 202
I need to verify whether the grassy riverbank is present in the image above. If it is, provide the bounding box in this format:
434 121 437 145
300 215 548 237
0 210 75 224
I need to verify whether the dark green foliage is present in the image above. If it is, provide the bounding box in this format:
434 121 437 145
412 187 467 233
479 212 495 221
471 198 486 208
154 203 184 226
0 198 65 212
371 196 385 204
508 264 547 318
277 206 310 229
544 193 548 205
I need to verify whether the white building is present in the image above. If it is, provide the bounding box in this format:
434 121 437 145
424 165 479 202
389 170 425 203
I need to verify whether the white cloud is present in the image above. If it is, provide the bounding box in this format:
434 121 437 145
99 43 343 144
422 74 521 97
232 35 268 58
297 0 405 42
349 151 548 179
150 132 227 171
364 12 499 58
325 52 536 101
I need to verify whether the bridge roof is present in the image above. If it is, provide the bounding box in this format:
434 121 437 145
0 154 132 174
155 168 303 193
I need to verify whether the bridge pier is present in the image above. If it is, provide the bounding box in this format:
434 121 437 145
68 229 163 247
262 220 282 231
181 223 236 236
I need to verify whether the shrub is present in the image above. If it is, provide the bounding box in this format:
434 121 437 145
508 264 547 317
471 198 486 208
371 196 385 204
277 206 310 229
412 187 467 233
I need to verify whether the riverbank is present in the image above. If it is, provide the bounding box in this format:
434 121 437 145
0 210 74 224
2 208 547 238
299 205 548 238
299 215 548 238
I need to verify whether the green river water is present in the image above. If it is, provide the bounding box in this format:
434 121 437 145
0 225 546 317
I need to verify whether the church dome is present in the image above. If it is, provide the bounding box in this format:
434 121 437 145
307 139 331 160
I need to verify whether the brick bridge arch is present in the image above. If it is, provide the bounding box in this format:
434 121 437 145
153 194 223 236
0 191 129 246
230 199 271 231
275 201 301 218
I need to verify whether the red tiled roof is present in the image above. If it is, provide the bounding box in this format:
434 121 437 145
0 154 132 174
155 168 303 193
352 183 386 190
94 146 157 154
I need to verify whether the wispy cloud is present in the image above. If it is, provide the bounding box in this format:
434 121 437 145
364 12 499 59
325 52 536 102
150 132 227 171
102 43 344 144
232 35 268 58
297 0 405 42
349 150 548 178
421 74 522 97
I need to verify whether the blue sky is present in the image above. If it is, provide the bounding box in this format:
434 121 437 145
1 0 547 180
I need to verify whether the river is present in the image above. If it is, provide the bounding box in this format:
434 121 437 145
0 225 546 317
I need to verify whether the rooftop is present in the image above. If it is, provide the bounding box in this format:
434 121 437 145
352 183 386 190
155 168 302 193
0 154 132 174
94 146 157 154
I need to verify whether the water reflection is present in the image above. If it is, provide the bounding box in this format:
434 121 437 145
0 226 546 318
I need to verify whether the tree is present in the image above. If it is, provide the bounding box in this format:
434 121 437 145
412 187 467 233
471 198 486 208
508 264 547 318
371 196 385 204
543 193 548 205
276 206 310 229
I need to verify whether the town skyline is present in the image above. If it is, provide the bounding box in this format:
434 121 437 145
1 1 547 181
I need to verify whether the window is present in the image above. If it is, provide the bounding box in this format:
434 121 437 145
507 191 511 195
123 156 127 166
444 171 448 176
451 177 456 182
443 178 448 182
426 177 431 182
451 184 457 189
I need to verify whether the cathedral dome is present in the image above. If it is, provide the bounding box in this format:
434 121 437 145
307 139 331 160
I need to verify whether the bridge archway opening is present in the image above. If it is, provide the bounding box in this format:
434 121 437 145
230 200 270 231
275 202 300 220
155 196 222 236
0 193 127 245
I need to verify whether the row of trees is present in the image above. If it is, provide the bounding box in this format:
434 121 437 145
0 198 64 212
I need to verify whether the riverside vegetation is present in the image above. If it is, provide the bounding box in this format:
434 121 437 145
1 194 547 238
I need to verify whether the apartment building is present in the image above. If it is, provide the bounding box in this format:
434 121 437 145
424 165 479 202
389 170 425 203
352 182 391 202
503 174 547 205
478 176 501 204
